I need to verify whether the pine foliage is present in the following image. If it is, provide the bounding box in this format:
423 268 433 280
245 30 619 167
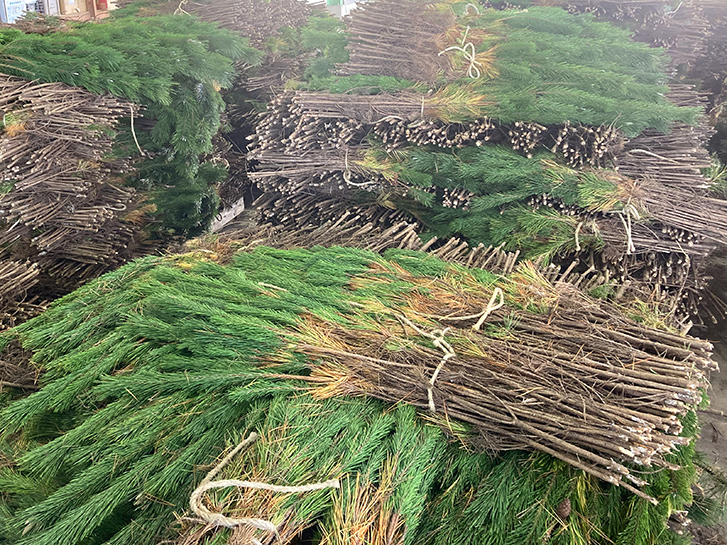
387 146 628 259
465 7 693 134
0 246 704 545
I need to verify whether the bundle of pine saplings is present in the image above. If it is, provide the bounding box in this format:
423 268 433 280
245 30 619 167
537 0 714 69
0 12 261 237
0 11 262 326
0 238 714 545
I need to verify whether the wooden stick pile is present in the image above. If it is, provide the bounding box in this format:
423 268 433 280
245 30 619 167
0 338 37 390
296 268 717 502
186 0 317 48
610 85 727 250
0 75 141 309
0 260 38 300
251 191 417 235
617 85 713 188
338 0 455 82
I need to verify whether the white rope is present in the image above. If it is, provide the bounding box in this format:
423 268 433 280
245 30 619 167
174 0 190 15
615 202 640 255
438 26 483 79
394 315 456 413
472 287 504 331
343 148 351 185
428 352 455 413
190 432 340 536
395 286 505 413
371 115 404 124
574 221 583 252
129 105 146 157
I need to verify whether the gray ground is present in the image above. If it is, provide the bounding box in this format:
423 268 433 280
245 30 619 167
694 261 727 542
700 340 727 472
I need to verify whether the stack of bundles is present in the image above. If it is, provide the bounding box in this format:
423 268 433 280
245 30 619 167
124 0 332 226
247 1 727 319
0 13 262 237
0 75 141 322
0 12 263 325
0 237 715 545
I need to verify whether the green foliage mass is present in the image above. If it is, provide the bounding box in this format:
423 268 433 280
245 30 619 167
0 247 698 545
0 12 262 235
299 13 349 79
387 146 620 260
254 11 348 83
463 7 696 135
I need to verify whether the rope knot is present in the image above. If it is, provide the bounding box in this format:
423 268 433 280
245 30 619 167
438 26 483 79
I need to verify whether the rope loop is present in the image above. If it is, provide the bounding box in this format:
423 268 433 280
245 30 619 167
190 433 340 538
472 287 504 331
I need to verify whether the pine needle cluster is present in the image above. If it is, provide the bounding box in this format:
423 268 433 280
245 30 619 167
379 145 638 260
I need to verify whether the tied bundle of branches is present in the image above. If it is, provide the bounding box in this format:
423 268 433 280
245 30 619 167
0 13 262 236
290 259 714 503
338 0 456 82
183 0 317 49
0 244 714 545
617 85 715 190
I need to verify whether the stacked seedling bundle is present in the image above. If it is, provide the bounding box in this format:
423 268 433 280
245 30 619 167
244 0 727 322
0 75 139 322
0 11 262 325
0 12 261 236
123 0 337 223
0 236 714 544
